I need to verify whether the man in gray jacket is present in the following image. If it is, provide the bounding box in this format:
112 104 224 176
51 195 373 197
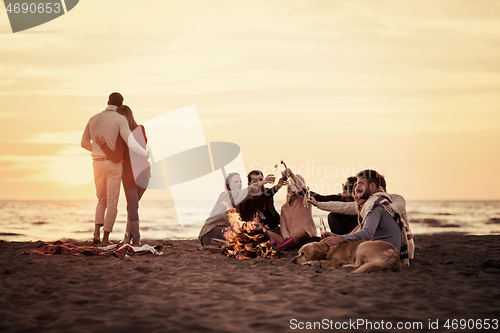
309 170 413 260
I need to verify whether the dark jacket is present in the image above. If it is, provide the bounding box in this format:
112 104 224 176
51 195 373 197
239 186 280 230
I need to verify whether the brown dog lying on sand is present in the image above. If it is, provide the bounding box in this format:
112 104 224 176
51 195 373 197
292 239 401 273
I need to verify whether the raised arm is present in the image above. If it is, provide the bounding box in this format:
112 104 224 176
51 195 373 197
286 168 307 191
315 201 357 215
242 178 284 213
311 191 342 202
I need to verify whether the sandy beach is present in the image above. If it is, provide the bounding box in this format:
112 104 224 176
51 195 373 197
1 234 499 333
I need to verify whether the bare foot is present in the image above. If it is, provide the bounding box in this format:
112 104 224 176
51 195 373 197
99 240 114 246
93 225 102 244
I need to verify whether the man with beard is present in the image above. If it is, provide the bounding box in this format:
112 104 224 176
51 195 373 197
317 169 404 257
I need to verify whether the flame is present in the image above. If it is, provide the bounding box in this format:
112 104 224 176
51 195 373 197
222 208 279 260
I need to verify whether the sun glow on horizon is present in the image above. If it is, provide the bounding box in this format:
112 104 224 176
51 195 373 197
48 154 93 186
0 0 499 200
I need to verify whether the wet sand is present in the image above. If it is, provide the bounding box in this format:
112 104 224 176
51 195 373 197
0 234 499 332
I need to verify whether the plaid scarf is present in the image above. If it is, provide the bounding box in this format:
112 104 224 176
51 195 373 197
356 191 414 266
26 241 163 258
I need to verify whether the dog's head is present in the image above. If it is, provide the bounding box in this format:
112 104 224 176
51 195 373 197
292 242 328 264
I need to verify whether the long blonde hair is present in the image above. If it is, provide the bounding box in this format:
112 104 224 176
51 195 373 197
117 105 138 131
286 174 305 205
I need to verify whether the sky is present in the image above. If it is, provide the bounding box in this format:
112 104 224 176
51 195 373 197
0 0 499 201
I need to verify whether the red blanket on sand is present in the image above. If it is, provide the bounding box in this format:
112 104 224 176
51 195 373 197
26 241 135 258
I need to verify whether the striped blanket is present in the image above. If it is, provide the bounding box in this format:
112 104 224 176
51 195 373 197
26 241 162 258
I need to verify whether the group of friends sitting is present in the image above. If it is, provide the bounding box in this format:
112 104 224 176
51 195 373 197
198 168 414 264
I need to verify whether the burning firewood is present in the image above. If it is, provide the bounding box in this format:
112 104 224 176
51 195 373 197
211 238 228 246
221 208 280 260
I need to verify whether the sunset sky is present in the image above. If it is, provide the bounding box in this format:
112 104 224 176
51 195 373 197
0 0 499 201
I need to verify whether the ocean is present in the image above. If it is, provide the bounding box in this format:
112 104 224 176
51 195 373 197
1 200 499 243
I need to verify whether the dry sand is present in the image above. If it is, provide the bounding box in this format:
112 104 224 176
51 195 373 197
1 234 499 333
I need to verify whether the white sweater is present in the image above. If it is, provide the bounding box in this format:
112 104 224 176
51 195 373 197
81 105 147 158
316 193 408 223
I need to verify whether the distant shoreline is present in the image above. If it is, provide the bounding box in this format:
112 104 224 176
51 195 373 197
1 200 499 242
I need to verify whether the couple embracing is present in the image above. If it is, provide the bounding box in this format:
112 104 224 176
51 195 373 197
81 92 151 246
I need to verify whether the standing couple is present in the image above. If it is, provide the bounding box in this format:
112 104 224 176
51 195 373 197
81 92 151 246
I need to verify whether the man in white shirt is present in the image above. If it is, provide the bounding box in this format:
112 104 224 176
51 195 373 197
81 92 148 245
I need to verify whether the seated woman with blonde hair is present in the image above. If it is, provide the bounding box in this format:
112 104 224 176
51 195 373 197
198 172 261 246
267 170 317 250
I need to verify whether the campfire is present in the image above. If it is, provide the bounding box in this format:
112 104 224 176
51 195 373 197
220 208 280 260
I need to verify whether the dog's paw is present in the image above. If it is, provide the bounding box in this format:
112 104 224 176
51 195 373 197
301 261 314 266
